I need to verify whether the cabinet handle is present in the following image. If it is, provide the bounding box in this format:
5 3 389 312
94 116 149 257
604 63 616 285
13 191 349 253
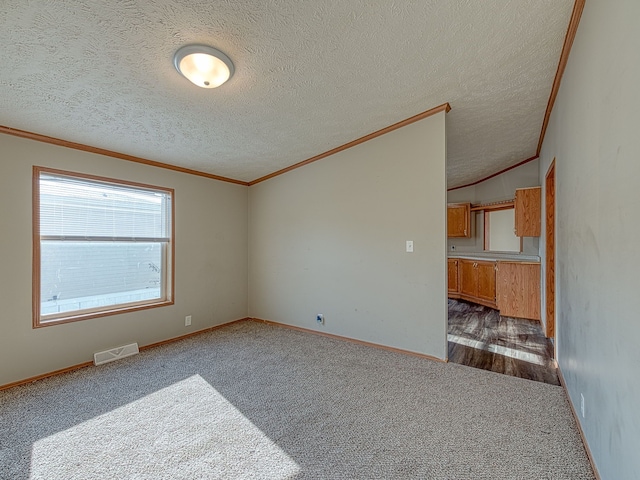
464 229 467 236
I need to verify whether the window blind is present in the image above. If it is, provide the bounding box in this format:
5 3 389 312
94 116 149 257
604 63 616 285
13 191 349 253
40 173 170 241
37 171 172 322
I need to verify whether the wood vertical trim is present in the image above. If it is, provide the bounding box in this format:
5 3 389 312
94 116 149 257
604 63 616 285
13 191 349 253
536 0 586 155
0 126 249 186
248 103 451 186
32 167 41 328
545 159 556 338
483 211 490 250
170 182 176 307
557 367 602 480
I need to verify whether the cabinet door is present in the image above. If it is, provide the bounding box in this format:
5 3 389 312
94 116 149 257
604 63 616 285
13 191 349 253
447 203 470 237
476 261 496 303
515 187 541 237
459 260 477 297
496 262 541 320
448 259 459 294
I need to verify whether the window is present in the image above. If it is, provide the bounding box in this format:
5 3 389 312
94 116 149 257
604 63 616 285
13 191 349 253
485 208 520 252
33 167 174 327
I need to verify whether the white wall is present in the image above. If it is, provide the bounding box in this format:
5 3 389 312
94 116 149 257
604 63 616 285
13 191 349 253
0 135 248 386
249 112 447 358
538 1 640 478
447 159 540 254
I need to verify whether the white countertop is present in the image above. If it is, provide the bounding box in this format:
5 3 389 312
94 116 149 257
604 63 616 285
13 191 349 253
448 251 540 262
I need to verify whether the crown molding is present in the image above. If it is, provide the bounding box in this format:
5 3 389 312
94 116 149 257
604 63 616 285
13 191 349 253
0 125 249 186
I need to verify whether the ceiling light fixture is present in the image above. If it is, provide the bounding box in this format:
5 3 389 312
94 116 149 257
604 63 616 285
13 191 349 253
173 45 234 88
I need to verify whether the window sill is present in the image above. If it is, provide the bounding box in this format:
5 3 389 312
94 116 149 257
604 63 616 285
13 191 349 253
34 299 174 328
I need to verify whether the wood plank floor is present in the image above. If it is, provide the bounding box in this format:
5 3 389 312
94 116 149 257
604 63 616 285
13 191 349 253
448 299 559 385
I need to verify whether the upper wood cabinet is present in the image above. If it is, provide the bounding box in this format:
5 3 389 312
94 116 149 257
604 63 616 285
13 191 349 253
447 203 470 238
515 187 541 237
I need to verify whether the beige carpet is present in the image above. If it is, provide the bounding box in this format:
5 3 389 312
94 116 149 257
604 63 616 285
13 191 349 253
0 320 594 479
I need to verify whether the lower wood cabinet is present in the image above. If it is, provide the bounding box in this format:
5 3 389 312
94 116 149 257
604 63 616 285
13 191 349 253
448 259 459 294
496 261 541 320
476 261 497 304
457 259 497 309
448 257 541 321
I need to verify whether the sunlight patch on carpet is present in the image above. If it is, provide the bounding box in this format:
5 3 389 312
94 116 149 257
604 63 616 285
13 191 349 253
29 375 299 479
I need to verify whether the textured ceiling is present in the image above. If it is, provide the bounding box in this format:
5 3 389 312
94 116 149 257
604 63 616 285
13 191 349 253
0 1 574 187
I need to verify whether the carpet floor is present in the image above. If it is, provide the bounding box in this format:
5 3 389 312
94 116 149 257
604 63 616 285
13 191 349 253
0 320 594 479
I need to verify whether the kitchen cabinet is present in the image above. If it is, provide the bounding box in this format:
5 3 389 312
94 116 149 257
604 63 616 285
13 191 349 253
515 187 541 237
448 259 459 294
476 261 497 304
459 259 476 297
457 259 496 309
496 261 541 320
448 256 541 320
447 203 470 238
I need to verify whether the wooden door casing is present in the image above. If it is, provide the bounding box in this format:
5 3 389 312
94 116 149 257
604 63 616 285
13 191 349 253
545 160 556 337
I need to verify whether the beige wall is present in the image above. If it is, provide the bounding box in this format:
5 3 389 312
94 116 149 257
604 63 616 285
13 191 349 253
0 135 248 386
538 1 640 477
248 112 447 358
447 158 540 205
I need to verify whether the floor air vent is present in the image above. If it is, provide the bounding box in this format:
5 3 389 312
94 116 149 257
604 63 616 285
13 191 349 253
94 343 139 366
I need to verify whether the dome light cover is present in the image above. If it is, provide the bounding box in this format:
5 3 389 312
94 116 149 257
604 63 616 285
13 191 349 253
173 45 234 88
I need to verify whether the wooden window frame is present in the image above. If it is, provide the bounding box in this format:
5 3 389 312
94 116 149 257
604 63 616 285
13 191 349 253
33 166 175 328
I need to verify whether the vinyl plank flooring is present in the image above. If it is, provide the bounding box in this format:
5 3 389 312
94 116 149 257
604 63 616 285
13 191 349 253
448 299 559 385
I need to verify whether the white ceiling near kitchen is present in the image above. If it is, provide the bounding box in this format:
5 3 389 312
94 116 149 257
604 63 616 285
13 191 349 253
0 1 574 187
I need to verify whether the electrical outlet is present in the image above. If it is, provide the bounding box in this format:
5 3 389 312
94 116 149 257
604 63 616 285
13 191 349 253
185 315 192 327
451 245 456 251
580 393 585 418
316 314 324 325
